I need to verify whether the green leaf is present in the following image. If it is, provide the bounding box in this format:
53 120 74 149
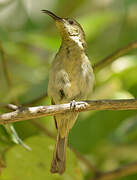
1 135 83 180
70 110 137 153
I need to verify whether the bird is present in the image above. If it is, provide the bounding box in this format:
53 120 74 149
42 10 94 174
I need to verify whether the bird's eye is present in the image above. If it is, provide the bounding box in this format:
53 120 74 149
68 19 74 25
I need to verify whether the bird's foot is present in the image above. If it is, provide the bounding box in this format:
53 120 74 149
70 100 88 112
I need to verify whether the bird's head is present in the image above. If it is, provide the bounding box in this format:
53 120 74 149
42 10 86 49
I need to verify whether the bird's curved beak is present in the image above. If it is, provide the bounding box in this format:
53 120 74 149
42 10 62 21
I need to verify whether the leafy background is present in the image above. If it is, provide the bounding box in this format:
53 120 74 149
0 0 137 179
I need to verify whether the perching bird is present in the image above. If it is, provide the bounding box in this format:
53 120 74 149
42 10 94 174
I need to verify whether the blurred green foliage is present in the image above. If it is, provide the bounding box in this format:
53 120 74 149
1 135 83 180
0 0 137 179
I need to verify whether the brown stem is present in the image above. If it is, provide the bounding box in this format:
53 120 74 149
71 147 99 173
92 161 137 180
0 41 18 105
31 119 56 139
93 40 137 71
0 156 6 174
23 93 48 106
0 99 137 124
0 41 12 88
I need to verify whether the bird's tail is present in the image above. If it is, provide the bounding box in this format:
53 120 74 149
50 132 67 174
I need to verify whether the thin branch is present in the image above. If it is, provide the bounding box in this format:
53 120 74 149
23 93 48 106
0 41 12 87
31 119 56 139
0 98 137 124
0 156 6 174
92 161 137 180
4 104 18 111
93 40 137 71
71 147 99 173
0 41 18 105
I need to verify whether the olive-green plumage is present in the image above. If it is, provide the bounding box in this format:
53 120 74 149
42 10 94 174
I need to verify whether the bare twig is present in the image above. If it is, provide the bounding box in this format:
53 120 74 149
93 40 137 71
92 161 137 180
23 93 48 106
0 98 137 124
0 156 6 174
31 119 55 139
4 104 18 111
0 41 18 105
71 147 99 173
0 41 12 87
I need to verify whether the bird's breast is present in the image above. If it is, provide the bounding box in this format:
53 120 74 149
48 49 94 103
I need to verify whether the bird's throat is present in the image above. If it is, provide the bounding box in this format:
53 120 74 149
69 36 83 49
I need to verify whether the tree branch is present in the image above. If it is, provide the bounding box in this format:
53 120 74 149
93 161 137 180
2 101 137 179
0 41 12 88
31 119 56 139
0 156 6 174
23 93 48 106
71 147 99 173
0 98 137 124
93 40 137 71
0 41 19 104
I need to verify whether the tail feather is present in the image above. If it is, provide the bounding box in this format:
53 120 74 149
50 133 67 174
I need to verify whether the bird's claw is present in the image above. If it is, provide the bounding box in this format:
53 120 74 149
79 102 88 111
70 100 88 112
70 100 76 111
